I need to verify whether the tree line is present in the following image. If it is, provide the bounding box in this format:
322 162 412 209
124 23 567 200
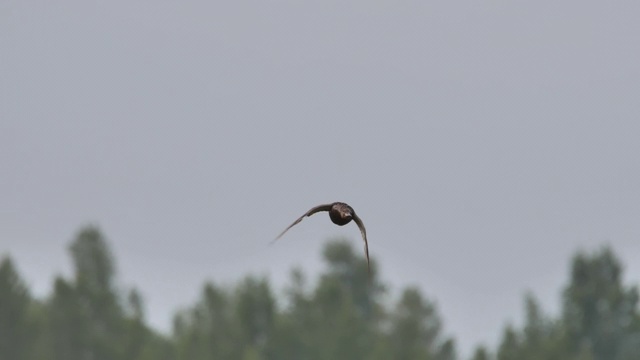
1 226 639 360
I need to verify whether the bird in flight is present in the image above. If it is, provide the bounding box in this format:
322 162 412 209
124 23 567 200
273 202 370 275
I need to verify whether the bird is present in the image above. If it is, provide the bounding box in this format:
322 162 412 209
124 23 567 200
272 202 370 275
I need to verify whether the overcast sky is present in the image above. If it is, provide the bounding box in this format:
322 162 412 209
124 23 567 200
2 0 640 355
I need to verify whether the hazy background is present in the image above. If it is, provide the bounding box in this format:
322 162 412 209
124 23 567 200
2 0 640 354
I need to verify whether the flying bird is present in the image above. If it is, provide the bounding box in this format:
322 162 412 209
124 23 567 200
273 202 370 275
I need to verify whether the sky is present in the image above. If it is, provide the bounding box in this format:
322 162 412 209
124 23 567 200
2 0 640 355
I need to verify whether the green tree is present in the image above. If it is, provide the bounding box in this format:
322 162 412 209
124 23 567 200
174 277 279 360
122 288 170 360
306 240 387 360
321 240 382 318
562 247 639 360
173 281 238 360
269 269 315 360
312 276 369 360
71 226 128 360
471 346 491 360
49 277 89 360
389 287 455 360
235 276 276 359
0 256 34 360
492 246 640 360
124 289 145 359
46 226 166 360
496 325 519 360
518 293 566 360
495 293 592 360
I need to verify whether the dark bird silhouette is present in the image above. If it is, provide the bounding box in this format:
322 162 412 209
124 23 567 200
272 202 370 275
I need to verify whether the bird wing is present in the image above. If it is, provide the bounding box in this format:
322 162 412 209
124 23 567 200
352 213 370 276
271 203 333 244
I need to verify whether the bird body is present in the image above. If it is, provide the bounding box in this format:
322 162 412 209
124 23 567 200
328 202 355 226
273 201 370 275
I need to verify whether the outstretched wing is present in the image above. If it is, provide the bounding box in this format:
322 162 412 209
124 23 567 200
352 213 370 276
271 204 333 244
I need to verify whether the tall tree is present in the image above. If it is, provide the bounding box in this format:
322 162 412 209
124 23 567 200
269 269 314 360
562 247 639 360
471 346 490 360
312 275 370 360
492 246 640 360
47 226 120 360
496 325 520 360
519 293 567 360
123 288 155 360
0 256 34 360
47 226 165 360
306 240 387 360
235 276 276 359
321 240 382 318
504 293 568 360
389 287 456 360
48 277 89 360
173 281 238 360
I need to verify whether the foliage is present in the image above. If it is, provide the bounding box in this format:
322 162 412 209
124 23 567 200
2 227 640 360
0 256 35 360
478 246 640 360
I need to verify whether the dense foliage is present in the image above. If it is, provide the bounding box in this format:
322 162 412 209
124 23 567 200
1 226 639 359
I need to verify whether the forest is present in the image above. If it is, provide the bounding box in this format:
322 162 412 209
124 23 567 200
1 226 639 360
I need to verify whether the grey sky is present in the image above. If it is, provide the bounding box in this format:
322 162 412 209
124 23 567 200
2 0 640 355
